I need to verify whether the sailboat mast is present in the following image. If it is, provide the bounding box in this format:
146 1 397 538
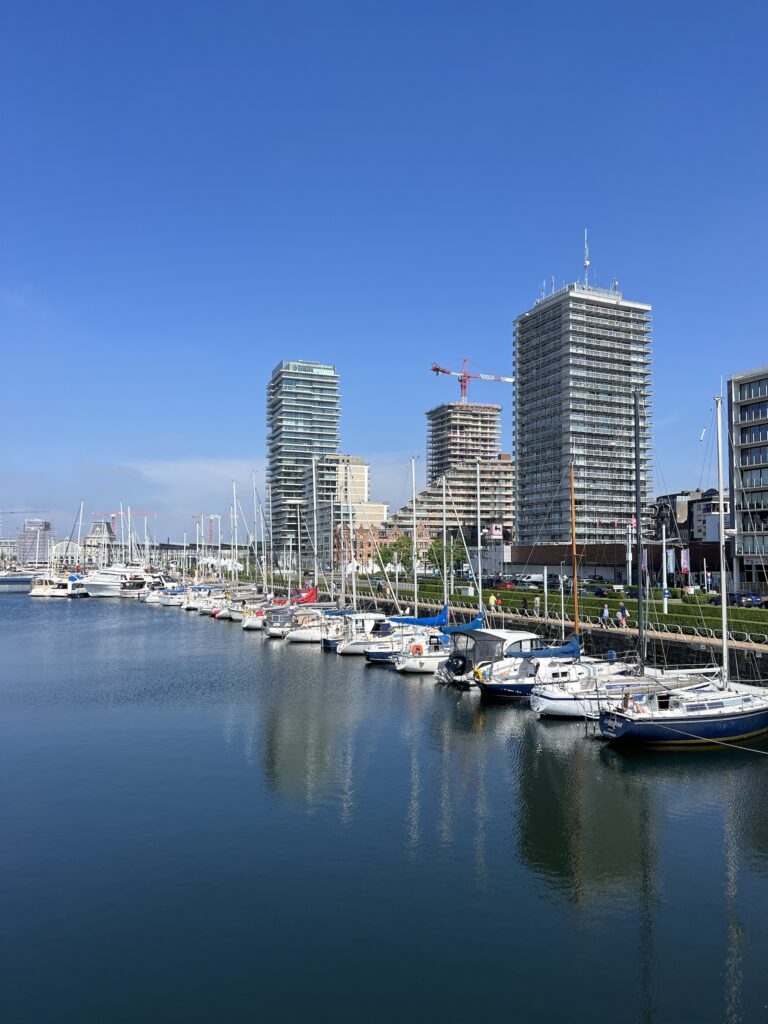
442 475 448 608
634 389 645 668
312 457 319 590
267 485 274 595
569 461 579 634
476 459 483 616
76 501 84 553
347 464 357 610
296 505 302 585
232 480 238 585
715 394 729 685
411 457 418 617
328 499 335 604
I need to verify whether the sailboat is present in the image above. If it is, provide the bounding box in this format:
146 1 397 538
599 393 768 747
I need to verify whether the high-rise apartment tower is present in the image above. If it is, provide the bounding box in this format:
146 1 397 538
266 360 340 557
514 281 652 544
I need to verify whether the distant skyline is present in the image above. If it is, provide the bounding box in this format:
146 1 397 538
3 1 767 540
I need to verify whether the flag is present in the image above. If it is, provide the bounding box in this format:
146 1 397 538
642 549 648 572
680 548 690 573
667 549 675 575
631 515 637 529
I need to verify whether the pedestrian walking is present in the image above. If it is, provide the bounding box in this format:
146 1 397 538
488 592 497 612
600 603 610 628
521 595 529 616
617 601 627 627
533 595 540 617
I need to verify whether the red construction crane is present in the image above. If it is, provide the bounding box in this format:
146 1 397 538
430 358 515 403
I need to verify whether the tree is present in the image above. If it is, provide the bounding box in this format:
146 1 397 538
380 536 413 573
426 539 464 573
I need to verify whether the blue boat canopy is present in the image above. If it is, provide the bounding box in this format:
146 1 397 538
390 605 448 627
442 612 485 634
502 636 581 660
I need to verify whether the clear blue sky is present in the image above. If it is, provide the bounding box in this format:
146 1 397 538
2 0 767 541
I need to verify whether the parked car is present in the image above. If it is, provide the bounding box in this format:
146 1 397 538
708 592 764 608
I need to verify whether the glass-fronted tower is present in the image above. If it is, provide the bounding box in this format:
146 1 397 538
266 360 340 559
514 282 652 544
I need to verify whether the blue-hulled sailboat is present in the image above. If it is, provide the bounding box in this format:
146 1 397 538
599 392 768 748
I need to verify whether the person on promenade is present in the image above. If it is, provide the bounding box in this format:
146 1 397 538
488 592 497 612
521 595 529 616
533 595 540 617
600 603 610 628
617 601 627 627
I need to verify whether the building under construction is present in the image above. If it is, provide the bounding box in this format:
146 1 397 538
426 402 502 484
16 518 56 565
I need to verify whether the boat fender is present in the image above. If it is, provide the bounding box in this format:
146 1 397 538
411 643 424 656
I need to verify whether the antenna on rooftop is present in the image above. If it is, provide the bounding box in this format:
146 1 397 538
583 228 590 289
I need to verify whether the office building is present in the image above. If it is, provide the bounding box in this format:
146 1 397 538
514 279 652 545
728 365 768 591
426 402 501 484
266 360 340 558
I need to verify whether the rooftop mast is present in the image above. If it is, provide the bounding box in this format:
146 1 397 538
583 228 590 290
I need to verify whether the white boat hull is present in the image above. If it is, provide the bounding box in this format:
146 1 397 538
286 628 323 643
394 653 447 674
242 616 264 630
84 581 123 598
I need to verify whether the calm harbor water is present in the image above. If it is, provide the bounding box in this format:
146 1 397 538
2 595 768 1023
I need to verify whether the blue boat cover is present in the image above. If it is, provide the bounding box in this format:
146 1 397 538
390 605 449 627
502 635 581 660
441 612 485 634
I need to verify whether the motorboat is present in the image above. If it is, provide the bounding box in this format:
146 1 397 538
436 628 548 688
393 634 451 674
29 573 87 598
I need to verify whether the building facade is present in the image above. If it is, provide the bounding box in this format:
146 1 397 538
266 360 340 558
728 365 768 591
16 518 56 565
426 402 501 484
386 454 515 543
305 454 388 569
514 282 652 545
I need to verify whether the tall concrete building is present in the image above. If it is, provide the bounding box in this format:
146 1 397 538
266 360 340 557
426 402 501 484
728 365 768 592
514 280 652 545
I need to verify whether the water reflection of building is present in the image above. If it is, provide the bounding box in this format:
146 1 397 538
260 653 366 812
516 720 655 900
